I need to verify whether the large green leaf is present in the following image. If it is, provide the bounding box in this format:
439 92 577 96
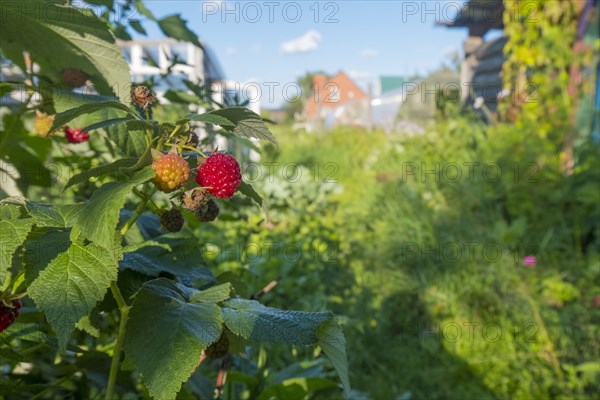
221 298 350 396
22 228 71 285
186 107 277 144
238 181 269 219
73 167 154 249
190 283 232 303
0 0 130 102
64 158 137 189
186 113 234 127
123 279 223 400
23 201 83 228
28 241 118 349
258 377 338 400
0 216 33 287
51 101 136 131
157 15 202 48
318 319 351 398
0 114 53 191
222 299 331 345
119 233 215 284
106 125 148 158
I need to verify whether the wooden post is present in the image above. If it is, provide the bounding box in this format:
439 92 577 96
461 35 484 104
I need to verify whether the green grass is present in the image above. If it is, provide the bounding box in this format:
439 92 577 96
203 118 599 399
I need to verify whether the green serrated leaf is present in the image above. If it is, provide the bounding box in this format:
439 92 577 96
22 228 71 285
185 113 235 127
106 125 148 158
0 202 23 219
0 217 33 287
28 242 118 350
24 202 83 228
163 90 201 105
120 233 214 283
222 299 331 345
73 167 154 249
135 0 156 20
82 117 133 132
76 315 99 337
129 20 147 35
238 181 269 219
64 158 137 189
0 0 130 102
123 278 223 400
318 319 351 398
190 283 232 303
258 377 338 400
216 271 249 298
206 108 277 144
51 101 134 131
157 15 202 48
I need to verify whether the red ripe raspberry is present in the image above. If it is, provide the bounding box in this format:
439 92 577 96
64 126 89 143
152 153 190 193
196 153 241 198
0 300 21 333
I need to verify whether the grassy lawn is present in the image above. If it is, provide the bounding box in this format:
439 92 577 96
201 117 599 399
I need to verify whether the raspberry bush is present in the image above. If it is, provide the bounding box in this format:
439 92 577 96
0 2 349 399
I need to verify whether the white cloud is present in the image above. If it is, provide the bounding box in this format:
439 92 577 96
347 70 375 79
225 47 237 56
360 49 379 58
281 30 321 54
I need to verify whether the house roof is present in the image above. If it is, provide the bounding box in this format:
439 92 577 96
331 71 367 96
380 76 406 94
436 0 504 33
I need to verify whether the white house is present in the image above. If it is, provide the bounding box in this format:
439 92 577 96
118 38 260 159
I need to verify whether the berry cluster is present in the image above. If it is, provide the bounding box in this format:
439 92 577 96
196 153 241 199
151 145 241 228
152 153 190 193
0 300 21 333
64 126 90 143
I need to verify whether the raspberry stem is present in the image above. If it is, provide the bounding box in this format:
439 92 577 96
105 281 130 400
164 143 208 158
119 196 149 236
132 187 159 212
165 124 183 143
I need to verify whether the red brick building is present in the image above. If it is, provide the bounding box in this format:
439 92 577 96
305 71 367 117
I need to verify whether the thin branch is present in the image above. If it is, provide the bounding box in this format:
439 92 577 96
213 356 229 400
250 276 281 301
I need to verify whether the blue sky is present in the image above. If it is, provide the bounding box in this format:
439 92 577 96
140 1 470 107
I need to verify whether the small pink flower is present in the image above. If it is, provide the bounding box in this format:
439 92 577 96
522 255 536 267
64 126 89 144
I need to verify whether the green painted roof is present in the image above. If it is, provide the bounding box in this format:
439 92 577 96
380 76 406 94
